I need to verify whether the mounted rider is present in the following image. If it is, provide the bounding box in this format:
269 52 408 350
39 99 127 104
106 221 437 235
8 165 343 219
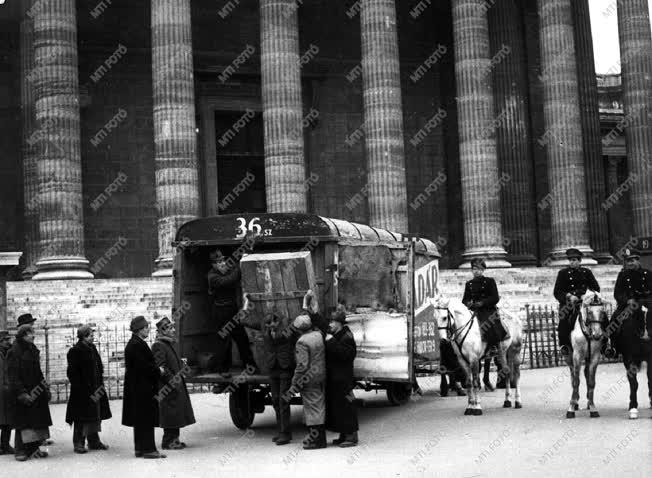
553 248 600 357
462 258 507 356
608 248 652 354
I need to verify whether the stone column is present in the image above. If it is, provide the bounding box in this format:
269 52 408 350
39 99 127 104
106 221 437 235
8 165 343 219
452 0 510 267
20 0 38 278
0 253 23 329
151 0 201 276
489 0 537 265
572 0 612 263
32 0 93 280
617 0 652 239
360 0 408 233
538 0 595 265
260 0 307 213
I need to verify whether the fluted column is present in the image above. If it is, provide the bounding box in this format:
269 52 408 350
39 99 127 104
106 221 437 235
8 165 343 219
538 0 595 265
151 0 201 276
572 0 612 263
20 0 38 279
32 0 92 280
489 0 537 265
617 0 652 239
453 0 510 267
260 0 307 213
361 0 408 232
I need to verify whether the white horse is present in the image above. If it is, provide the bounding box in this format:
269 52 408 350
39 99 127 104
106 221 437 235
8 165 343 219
430 295 523 415
565 290 608 418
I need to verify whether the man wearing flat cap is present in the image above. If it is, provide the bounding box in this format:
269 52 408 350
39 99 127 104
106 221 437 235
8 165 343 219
151 317 195 450
0 330 15 455
609 248 652 354
122 316 166 459
325 305 359 448
290 313 326 450
553 248 600 356
462 258 507 357
65 325 111 454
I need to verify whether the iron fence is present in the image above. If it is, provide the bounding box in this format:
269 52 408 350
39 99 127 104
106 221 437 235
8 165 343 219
523 304 620 369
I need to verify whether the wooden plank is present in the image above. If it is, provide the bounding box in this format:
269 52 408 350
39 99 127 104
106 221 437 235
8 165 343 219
268 259 290 323
247 290 309 301
281 257 301 321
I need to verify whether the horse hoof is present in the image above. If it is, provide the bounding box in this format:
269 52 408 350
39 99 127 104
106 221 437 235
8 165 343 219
515 401 522 409
503 400 512 408
574 404 579 411
590 411 600 418
629 408 638 420
473 408 483 416
464 408 473 416
566 411 575 419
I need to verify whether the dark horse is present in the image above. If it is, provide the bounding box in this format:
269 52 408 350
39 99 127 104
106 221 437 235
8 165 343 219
611 303 651 419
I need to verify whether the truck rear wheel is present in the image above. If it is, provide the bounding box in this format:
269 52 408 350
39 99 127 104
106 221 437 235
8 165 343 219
229 385 255 429
386 382 412 406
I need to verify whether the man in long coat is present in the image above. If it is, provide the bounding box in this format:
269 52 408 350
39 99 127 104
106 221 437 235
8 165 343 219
553 248 601 356
0 330 15 454
290 314 326 450
325 306 359 447
151 317 195 450
122 316 166 459
65 325 111 453
7 321 52 461
462 258 507 356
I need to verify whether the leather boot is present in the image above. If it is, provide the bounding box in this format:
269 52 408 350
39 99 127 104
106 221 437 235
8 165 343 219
0 427 14 454
303 426 326 450
338 431 358 448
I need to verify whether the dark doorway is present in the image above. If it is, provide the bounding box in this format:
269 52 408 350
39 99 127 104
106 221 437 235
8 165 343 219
214 110 266 214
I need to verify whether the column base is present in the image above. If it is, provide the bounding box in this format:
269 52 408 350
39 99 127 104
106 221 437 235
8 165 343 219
152 255 174 277
459 247 512 269
506 254 539 267
21 265 38 280
545 246 597 267
33 257 93 281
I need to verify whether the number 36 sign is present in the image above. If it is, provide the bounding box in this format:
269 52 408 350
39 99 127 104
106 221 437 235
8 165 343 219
234 217 273 239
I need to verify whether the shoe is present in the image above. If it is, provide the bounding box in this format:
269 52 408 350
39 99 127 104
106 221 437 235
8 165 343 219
88 442 109 450
135 451 143 458
275 433 292 446
332 434 346 445
15 454 29 461
74 445 88 454
272 435 279 443
143 451 167 459
338 432 358 448
33 449 48 458
1 446 15 454
162 441 184 450
303 426 326 450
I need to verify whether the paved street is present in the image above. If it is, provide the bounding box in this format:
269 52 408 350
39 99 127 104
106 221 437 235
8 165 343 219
1 363 650 478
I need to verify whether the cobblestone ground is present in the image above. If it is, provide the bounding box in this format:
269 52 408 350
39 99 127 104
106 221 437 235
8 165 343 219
0 363 650 478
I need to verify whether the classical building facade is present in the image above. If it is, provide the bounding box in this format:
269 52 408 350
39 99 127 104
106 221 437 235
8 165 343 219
0 0 651 280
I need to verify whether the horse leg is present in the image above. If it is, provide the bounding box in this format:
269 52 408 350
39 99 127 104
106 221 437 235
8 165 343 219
511 350 522 408
463 362 475 416
586 344 600 417
647 354 652 409
499 351 512 408
472 360 482 415
625 359 640 419
566 352 581 418
482 358 494 391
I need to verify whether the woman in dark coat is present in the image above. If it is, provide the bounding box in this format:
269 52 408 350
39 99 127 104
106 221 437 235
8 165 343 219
122 316 166 459
65 325 111 453
325 306 359 448
151 317 195 450
7 325 52 461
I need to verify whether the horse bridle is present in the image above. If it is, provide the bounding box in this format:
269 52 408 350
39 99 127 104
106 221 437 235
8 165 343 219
434 306 475 365
579 299 606 341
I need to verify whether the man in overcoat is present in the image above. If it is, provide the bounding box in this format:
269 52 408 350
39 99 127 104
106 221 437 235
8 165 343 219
553 248 601 356
7 320 52 461
290 314 326 450
609 248 652 355
151 317 195 450
324 306 359 447
65 325 111 454
0 330 15 454
462 258 507 356
122 316 166 459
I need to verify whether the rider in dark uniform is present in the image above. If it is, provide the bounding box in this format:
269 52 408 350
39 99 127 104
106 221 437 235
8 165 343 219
462 258 507 356
608 248 652 354
553 248 600 357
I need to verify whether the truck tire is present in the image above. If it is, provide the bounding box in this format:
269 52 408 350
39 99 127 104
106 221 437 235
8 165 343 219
386 382 412 406
229 385 255 429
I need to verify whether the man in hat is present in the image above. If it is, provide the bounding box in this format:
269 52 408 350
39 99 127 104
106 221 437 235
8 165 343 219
608 248 652 353
207 247 255 373
7 324 52 461
324 305 359 447
16 314 36 327
151 317 195 450
65 325 111 454
122 316 166 459
462 258 507 357
553 248 600 356
0 330 14 454
289 314 326 450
